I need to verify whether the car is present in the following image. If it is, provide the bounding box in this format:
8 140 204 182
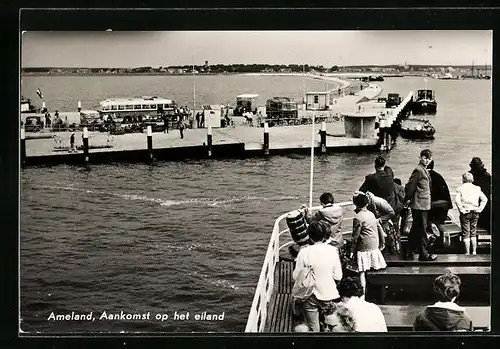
24 116 43 132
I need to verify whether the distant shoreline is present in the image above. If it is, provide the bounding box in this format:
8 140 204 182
20 71 427 78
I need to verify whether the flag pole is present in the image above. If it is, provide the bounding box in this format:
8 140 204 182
192 57 196 112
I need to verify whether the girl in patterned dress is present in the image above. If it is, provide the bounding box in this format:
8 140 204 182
350 192 387 293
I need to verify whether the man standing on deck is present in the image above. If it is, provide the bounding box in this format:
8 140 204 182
359 156 400 252
359 156 396 211
404 149 437 261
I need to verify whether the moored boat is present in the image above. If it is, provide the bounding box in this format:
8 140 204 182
398 118 435 139
21 96 40 114
411 89 437 114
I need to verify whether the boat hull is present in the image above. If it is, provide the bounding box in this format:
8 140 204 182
411 101 437 114
399 128 435 139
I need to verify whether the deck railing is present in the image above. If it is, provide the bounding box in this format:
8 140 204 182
245 198 468 332
244 201 356 332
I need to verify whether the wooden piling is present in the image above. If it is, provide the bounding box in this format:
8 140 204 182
320 121 327 154
263 122 269 155
21 127 26 166
207 125 212 157
83 127 89 162
147 125 153 160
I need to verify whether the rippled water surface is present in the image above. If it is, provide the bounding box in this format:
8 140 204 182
20 75 491 333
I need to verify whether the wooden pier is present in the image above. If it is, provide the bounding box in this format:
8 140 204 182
22 122 380 166
21 86 419 166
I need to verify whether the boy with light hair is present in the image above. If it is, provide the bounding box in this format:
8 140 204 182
455 172 488 255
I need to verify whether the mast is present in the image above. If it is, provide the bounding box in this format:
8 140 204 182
472 59 475 77
192 58 196 112
302 64 306 104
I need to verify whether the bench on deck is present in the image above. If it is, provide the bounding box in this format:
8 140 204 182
384 254 490 267
379 304 490 331
266 293 294 332
265 259 295 332
367 266 490 304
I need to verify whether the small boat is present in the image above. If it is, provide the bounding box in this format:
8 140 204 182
21 96 40 114
398 118 435 139
411 89 437 114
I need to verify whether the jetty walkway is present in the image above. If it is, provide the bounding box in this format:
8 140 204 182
22 79 387 166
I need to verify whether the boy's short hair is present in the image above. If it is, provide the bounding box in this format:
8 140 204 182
338 276 365 298
462 172 474 183
420 149 433 159
393 178 402 185
320 192 334 205
433 272 461 302
307 220 329 242
374 156 386 168
353 192 369 208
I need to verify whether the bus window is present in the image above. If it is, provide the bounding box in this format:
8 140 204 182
126 105 134 110
134 105 142 110
151 104 157 109
142 105 150 109
111 105 118 110
118 105 125 110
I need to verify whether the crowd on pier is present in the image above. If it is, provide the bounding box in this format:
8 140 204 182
289 151 491 332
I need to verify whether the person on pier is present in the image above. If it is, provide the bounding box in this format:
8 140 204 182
426 160 453 248
468 157 491 233
292 220 342 332
455 172 487 255
349 192 387 295
404 149 437 261
200 112 205 128
69 131 75 152
178 119 185 139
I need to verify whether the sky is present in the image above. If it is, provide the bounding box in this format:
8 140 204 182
21 30 492 68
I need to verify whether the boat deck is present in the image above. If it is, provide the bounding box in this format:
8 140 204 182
265 221 491 332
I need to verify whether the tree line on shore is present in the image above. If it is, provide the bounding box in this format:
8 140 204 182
22 64 489 75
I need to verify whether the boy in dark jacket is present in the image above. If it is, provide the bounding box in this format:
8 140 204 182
413 272 472 331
